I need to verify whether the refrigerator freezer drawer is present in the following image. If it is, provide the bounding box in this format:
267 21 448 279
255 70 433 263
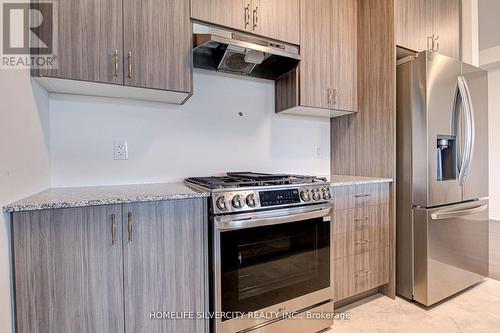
413 200 489 306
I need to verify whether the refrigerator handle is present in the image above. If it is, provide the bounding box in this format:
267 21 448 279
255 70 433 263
457 76 475 187
430 203 488 220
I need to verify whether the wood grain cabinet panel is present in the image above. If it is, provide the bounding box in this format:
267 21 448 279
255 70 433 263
191 0 249 32
122 199 207 333
253 0 300 44
298 0 332 109
331 0 357 112
33 0 123 84
275 0 358 116
124 0 192 92
13 206 125 333
395 0 431 53
431 0 460 59
395 0 460 59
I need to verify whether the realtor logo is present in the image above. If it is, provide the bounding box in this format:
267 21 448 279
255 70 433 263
1 0 57 69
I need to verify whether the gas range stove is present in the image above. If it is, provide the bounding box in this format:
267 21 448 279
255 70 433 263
185 172 332 214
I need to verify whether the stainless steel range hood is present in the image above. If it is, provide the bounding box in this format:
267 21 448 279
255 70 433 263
193 23 300 80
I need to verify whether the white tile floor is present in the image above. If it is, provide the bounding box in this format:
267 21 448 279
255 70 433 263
328 279 500 333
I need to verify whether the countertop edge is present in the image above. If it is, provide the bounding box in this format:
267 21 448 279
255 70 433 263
2 191 210 214
329 178 394 187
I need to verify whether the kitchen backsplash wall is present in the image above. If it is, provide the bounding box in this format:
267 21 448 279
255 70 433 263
49 70 331 187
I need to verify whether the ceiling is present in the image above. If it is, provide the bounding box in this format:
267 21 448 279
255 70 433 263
479 0 500 50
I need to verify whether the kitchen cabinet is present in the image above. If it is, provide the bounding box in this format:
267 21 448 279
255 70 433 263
13 205 125 333
190 0 300 45
122 200 207 333
12 199 208 333
331 183 391 302
395 0 460 59
32 0 192 104
123 0 192 92
275 0 357 117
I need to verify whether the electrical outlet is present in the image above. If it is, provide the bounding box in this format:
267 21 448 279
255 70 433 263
113 140 128 160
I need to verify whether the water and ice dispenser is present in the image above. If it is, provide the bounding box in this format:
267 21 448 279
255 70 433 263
437 135 457 181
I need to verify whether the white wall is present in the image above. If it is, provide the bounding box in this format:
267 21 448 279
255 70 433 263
0 71 51 333
488 66 500 220
49 70 331 187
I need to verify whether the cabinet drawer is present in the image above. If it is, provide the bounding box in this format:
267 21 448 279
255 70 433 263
333 224 389 259
333 247 390 301
333 183 390 210
332 204 389 235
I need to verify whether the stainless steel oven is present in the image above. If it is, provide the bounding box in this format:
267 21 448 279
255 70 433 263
212 203 334 333
185 172 335 333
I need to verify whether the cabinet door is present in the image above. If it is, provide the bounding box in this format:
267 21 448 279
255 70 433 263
34 0 123 84
432 0 460 59
191 0 249 32
124 0 192 92
13 206 124 333
299 0 331 109
331 0 357 112
394 0 432 52
252 0 300 44
123 199 208 333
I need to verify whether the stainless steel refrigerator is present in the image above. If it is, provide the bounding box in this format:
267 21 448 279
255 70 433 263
396 51 489 306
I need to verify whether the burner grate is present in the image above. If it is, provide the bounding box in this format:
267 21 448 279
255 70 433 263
185 172 327 190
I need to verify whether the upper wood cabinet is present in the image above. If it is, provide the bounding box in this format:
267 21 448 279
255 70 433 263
275 0 357 117
32 0 192 104
12 199 208 333
191 0 300 45
33 0 123 85
395 0 460 59
123 0 192 92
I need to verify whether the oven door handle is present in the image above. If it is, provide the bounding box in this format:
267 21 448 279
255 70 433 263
215 205 332 231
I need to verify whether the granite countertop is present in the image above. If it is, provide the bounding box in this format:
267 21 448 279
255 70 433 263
2 182 210 213
328 175 393 187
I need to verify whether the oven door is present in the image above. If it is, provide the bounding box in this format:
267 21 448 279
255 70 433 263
212 203 333 333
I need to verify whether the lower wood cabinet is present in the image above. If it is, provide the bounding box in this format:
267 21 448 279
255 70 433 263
331 183 391 302
12 199 208 333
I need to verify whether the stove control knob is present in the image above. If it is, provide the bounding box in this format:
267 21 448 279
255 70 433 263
300 190 311 202
322 188 332 200
246 194 257 207
216 196 228 211
312 189 321 201
232 194 245 209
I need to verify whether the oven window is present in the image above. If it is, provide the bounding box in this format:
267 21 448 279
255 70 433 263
219 218 330 317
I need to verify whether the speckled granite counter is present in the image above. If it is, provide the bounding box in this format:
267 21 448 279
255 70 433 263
2 182 210 213
328 175 393 187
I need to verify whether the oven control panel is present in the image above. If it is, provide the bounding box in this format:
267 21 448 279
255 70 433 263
211 185 332 214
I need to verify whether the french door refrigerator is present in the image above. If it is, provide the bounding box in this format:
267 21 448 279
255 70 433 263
396 51 489 306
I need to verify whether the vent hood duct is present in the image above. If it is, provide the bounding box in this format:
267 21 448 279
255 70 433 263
193 23 300 80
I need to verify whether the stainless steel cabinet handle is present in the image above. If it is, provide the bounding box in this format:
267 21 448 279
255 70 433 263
111 214 117 245
253 6 259 30
327 88 332 106
333 89 337 105
244 4 250 28
112 50 119 77
354 193 370 198
127 51 133 78
434 35 440 52
127 212 133 243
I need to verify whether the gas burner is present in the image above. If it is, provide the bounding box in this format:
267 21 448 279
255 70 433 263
186 172 327 190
